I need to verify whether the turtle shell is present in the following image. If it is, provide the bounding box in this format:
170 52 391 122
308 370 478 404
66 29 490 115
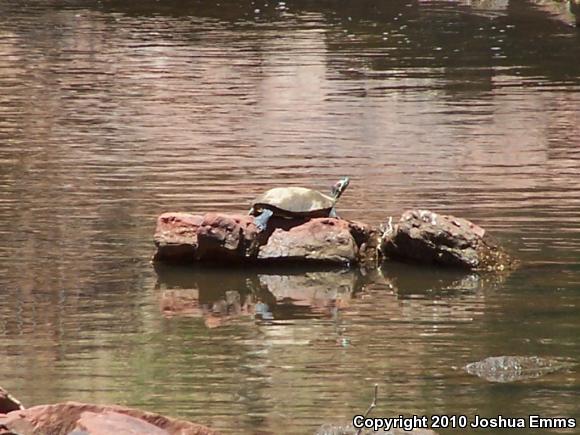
251 187 335 217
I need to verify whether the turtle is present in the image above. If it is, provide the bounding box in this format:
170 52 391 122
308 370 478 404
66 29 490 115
249 177 350 231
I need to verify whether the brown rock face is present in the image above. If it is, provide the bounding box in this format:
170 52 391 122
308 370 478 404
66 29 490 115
0 402 219 435
380 209 515 271
154 212 378 267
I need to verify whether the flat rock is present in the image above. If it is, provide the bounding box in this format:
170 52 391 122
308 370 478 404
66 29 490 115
0 402 218 435
154 212 378 267
380 209 515 271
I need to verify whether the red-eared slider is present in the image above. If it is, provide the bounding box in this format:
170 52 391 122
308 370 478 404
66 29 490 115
250 177 350 231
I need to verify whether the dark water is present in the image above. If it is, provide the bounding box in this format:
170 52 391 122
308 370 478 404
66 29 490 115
1 0 579 433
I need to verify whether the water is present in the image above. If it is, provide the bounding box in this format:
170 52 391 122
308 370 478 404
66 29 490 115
0 0 579 433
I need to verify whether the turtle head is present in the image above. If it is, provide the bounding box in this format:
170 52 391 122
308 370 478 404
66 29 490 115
331 177 350 199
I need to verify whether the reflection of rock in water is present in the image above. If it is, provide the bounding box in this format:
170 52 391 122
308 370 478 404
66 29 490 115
382 262 511 296
155 265 366 326
160 289 201 317
465 356 576 383
160 288 255 328
257 271 357 319
371 264 514 325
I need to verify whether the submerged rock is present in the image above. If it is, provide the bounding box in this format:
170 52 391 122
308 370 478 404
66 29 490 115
154 212 378 267
0 401 218 435
465 356 575 383
380 210 515 271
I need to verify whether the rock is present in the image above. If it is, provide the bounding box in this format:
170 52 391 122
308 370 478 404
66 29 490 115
316 424 438 435
258 218 357 265
153 213 203 263
73 410 168 435
380 210 515 271
197 213 258 260
0 402 218 435
465 356 576 383
0 387 23 415
154 212 378 267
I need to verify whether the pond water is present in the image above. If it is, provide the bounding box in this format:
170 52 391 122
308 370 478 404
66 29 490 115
0 0 579 434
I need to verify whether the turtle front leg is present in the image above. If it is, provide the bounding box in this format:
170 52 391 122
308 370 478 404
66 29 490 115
253 209 274 232
329 207 339 219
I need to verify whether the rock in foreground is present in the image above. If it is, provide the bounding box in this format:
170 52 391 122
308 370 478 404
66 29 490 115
0 401 218 435
380 210 515 271
154 212 378 267
316 424 438 435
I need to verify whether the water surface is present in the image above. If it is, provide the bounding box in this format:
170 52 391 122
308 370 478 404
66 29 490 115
0 0 579 433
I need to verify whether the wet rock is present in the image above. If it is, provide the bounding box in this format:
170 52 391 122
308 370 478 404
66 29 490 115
154 212 378 266
465 356 576 383
0 387 23 415
0 402 218 435
380 210 515 271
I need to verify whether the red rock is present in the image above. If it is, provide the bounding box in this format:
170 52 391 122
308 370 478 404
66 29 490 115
153 212 378 266
153 212 203 262
0 402 219 435
257 218 357 265
196 213 257 261
75 410 168 434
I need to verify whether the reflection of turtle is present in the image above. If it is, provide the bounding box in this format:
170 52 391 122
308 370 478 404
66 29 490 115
250 177 350 231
